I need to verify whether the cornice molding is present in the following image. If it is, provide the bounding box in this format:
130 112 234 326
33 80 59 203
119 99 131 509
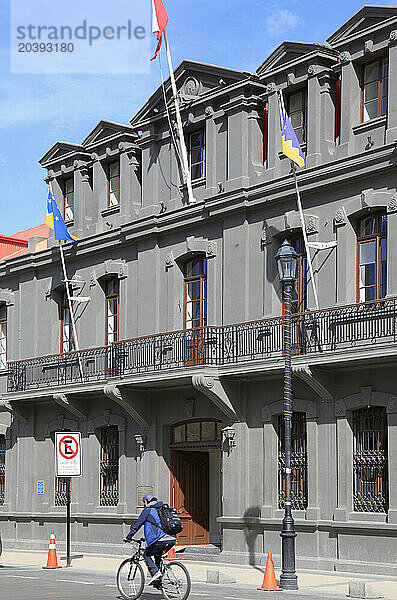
1 145 396 279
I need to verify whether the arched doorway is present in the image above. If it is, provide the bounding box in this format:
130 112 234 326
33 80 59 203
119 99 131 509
170 419 222 546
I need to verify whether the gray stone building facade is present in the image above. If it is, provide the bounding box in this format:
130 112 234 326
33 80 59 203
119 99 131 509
0 5 397 574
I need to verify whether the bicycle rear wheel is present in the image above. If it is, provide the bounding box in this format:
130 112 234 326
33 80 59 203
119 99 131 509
161 561 191 600
117 558 145 599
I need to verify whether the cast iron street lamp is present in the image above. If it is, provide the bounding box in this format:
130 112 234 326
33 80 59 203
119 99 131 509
275 239 299 590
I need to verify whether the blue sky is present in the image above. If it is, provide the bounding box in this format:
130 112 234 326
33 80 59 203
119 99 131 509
0 0 395 235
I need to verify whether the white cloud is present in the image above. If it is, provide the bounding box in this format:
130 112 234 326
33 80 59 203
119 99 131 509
265 9 301 37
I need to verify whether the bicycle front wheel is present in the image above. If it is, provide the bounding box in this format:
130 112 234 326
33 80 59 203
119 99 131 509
117 558 145 599
161 561 191 600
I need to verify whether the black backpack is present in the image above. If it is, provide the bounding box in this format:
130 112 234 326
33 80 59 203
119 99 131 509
157 504 183 535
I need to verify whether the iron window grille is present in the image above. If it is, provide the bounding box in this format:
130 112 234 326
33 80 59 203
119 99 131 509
100 425 119 506
55 477 71 507
353 406 388 513
278 412 308 510
0 435 5 505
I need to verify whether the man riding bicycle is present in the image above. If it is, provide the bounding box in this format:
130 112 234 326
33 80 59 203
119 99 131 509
125 493 176 587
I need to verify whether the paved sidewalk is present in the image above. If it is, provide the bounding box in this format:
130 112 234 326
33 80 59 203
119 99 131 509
1 550 397 598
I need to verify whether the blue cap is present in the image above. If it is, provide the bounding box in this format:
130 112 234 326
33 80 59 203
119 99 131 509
143 493 155 503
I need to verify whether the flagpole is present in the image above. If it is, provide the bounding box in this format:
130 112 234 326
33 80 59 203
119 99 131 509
48 182 84 382
291 164 320 310
59 242 85 382
163 30 195 205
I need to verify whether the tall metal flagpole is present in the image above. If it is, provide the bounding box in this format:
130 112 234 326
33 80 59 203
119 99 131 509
59 243 84 383
291 164 320 310
48 183 84 382
278 90 320 310
163 30 195 205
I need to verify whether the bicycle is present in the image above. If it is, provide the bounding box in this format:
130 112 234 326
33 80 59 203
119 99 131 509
117 538 191 600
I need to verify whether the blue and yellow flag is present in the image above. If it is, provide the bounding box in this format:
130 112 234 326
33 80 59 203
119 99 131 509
46 188 78 242
278 92 305 168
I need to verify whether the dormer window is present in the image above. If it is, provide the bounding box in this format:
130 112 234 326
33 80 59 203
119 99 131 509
188 130 205 181
107 161 120 207
63 178 74 222
361 58 388 123
287 90 307 145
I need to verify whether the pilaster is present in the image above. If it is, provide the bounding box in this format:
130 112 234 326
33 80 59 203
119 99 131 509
139 128 160 218
334 400 349 520
338 55 358 157
224 97 250 190
266 86 279 175
74 161 92 237
386 196 397 297
386 31 397 143
205 107 217 197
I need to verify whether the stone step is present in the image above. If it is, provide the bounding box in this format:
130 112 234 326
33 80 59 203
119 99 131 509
177 545 221 562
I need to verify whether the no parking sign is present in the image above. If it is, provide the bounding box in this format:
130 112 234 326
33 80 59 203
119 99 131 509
55 432 82 477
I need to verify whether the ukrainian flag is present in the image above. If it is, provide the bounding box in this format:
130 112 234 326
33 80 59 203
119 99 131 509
46 188 78 242
278 91 305 168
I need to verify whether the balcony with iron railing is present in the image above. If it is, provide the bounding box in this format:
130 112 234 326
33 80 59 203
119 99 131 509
6 297 397 393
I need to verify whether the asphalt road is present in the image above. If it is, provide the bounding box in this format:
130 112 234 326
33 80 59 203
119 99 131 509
0 564 346 600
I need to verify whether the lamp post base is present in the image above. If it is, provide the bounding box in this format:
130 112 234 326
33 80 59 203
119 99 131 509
280 513 298 590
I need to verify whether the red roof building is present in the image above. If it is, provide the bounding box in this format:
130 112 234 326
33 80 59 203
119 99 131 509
0 224 49 261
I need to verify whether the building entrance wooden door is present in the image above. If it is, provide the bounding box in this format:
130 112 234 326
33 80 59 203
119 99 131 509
171 451 209 545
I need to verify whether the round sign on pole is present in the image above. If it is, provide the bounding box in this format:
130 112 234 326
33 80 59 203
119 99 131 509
55 432 82 477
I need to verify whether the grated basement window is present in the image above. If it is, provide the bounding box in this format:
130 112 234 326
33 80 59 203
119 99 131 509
353 406 388 513
100 425 119 506
55 477 71 507
278 412 308 510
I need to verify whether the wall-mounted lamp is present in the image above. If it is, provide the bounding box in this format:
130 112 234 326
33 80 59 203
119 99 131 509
222 426 236 449
134 433 146 453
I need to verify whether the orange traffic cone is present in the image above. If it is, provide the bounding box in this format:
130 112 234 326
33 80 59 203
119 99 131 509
257 552 280 591
42 530 62 569
164 546 181 561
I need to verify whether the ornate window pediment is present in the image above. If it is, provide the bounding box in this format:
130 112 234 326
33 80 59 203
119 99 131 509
327 6 397 48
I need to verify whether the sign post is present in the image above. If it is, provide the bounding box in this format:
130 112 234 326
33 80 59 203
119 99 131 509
55 432 82 567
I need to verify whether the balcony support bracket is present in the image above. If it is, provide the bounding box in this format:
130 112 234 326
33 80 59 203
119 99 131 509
192 373 238 420
53 394 87 421
292 364 333 401
0 400 28 424
104 385 149 427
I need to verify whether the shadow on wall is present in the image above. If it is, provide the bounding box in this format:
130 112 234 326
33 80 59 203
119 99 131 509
243 506 263 572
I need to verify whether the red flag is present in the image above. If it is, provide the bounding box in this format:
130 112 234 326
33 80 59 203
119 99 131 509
151 0 169 61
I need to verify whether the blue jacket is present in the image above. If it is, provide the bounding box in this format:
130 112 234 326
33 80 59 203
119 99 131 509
126 501 167 547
